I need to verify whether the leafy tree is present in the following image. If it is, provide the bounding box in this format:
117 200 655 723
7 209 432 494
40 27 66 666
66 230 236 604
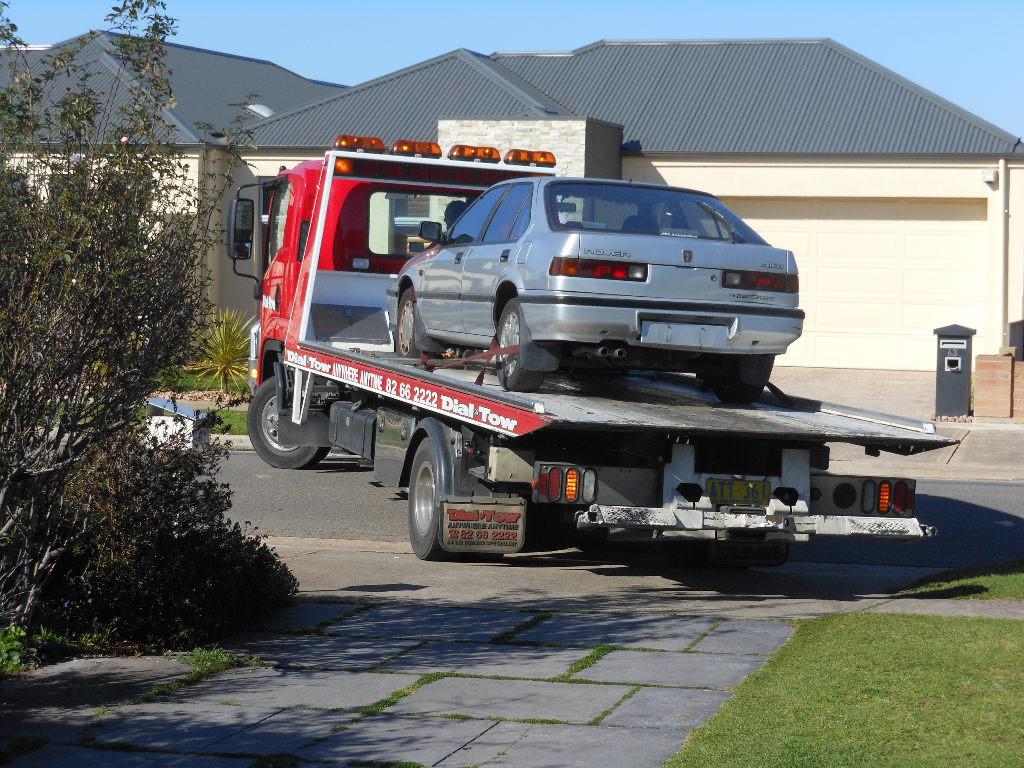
0 1 247 630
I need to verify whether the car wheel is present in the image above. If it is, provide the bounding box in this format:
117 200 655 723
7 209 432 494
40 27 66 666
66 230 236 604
407 438 452 561
396 289 420 358
711 355 774 404
248 378 330 469
496 299 545 392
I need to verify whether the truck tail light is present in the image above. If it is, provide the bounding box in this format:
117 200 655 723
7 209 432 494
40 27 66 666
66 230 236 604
564 468 580 502
504 149 556 167
722 270 798 293
550 257 648 282
546 467 562 501
333 134 385 153
582 469 597 502
893 481 911 516
449 144 502 163
391 139 442 158
877 481 892 514
860 479 876 513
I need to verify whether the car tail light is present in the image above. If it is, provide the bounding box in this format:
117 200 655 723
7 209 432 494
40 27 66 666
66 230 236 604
504 149 556 167
549 257 648 282
877 481 892 514
449 144 502 163
390 139 442 158
722 270 798 293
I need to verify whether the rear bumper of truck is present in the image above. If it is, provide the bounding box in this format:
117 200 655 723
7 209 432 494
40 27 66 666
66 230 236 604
576 504 936 541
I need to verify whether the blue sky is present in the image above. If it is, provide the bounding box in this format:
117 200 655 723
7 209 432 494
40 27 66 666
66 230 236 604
7 0 1023 136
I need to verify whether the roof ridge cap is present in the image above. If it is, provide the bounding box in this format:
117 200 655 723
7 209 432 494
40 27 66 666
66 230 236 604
456 49 574 116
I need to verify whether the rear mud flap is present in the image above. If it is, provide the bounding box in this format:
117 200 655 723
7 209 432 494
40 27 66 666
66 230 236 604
441 496 526 554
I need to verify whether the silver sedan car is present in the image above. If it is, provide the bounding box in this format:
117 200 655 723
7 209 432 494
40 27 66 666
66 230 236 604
389 177 803 402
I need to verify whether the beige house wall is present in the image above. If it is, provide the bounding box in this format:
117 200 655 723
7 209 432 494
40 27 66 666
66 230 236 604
624 154 1024 370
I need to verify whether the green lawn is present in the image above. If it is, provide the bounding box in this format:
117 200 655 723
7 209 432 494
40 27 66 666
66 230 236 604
900 559 1024 600
157 368 249 396
667 612 1024 768
212 409 248 436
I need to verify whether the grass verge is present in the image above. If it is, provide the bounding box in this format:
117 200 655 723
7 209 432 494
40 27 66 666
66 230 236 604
212 409 248 436
900 558 1024 600
666 612 1024 768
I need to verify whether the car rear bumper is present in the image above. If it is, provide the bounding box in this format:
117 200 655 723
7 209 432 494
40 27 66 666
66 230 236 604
517 292 804 354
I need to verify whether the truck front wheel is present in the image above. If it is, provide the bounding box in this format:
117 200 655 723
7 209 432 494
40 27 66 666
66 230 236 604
248 378 329 469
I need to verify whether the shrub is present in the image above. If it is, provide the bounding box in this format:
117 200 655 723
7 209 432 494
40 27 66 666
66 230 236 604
189 309 254 393
39 429 297 649
0 624 31 675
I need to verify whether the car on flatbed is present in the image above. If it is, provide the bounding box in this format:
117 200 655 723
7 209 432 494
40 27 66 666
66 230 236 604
392 177 803 402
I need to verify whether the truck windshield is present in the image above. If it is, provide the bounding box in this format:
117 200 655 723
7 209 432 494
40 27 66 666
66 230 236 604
544 181 767 245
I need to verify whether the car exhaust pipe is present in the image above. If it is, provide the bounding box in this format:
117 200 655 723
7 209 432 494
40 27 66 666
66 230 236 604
611 347 628 359
595 345 612 358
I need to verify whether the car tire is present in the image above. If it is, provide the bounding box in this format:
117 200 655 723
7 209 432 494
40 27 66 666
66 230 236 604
248 378 330 469
496 299 545 392
396 289 420 358
711 354 774 404
407 438 452 561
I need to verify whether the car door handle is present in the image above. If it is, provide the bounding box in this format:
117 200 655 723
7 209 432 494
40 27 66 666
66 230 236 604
453 251 464 264
499 249 511 262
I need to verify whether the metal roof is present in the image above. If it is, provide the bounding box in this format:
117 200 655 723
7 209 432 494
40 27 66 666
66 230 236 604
1 32 344 144
492 39 1021 155
249 48 572 148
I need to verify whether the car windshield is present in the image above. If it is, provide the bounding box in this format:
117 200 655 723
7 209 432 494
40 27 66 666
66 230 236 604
544 182 767 245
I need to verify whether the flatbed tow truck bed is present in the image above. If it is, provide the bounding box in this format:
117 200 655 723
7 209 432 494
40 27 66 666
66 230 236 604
292 341 950 454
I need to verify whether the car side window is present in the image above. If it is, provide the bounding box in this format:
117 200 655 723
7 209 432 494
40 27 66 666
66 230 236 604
483 185 532 243
448 186 508 244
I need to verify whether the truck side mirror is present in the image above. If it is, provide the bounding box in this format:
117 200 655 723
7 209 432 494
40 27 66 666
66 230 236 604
228 197 255 261
419 220 444 245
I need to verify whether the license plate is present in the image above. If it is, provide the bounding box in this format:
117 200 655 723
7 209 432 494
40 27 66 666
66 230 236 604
441 497 526 554
705 478 771 506
640 321 729 350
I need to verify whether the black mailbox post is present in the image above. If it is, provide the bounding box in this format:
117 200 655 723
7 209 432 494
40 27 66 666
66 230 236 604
933 324 975 418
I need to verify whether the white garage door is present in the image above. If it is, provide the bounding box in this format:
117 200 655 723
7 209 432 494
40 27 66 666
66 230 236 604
721 198 991 370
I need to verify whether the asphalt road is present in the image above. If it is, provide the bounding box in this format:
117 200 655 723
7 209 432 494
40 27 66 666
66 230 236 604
221 451 1024 570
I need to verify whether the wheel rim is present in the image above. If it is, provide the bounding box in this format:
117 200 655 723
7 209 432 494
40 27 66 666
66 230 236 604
413 459 436 537
499 310 520 377
261 395 299 452
398 299 415 356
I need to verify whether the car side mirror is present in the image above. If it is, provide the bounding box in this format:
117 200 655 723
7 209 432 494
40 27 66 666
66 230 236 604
228 197 255 261
419 220 445 245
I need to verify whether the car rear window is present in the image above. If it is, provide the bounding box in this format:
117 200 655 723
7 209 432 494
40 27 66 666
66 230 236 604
544 181 767 245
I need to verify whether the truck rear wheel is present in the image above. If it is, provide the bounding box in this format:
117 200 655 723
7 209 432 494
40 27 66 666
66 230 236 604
248 378 329 469
496 300 545 392
407 438 452 561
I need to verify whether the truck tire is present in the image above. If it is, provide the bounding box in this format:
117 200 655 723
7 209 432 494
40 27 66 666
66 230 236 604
248 378 329 469
496 299 545 392
396 289 420 358
407 437 452 561
711 355 774 404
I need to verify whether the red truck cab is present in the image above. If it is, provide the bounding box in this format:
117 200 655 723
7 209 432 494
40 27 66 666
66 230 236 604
227 134 556 466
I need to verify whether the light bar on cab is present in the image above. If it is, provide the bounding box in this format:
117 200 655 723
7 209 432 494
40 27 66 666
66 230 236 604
505 148 556 167
333 134 385 153
391 139 442 158
449 144 502 163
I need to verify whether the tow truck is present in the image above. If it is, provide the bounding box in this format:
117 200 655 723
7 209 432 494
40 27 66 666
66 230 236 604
226 134 952 565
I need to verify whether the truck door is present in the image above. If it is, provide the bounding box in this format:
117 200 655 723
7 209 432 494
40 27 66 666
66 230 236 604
419 185 506 335
260 179 295 340
460 184 532 337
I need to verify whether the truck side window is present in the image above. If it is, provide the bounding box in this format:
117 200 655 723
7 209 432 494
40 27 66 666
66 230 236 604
266 181 292 259
483 185 532 243
448 186 507 244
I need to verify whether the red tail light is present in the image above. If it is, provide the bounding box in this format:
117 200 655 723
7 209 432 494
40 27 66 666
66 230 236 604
906 483 915 513
547 467 562 501
722 270 798 293
550 257 648 282
893 481 907 514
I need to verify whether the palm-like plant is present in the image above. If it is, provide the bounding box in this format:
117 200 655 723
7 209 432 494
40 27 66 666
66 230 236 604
190 309 253 392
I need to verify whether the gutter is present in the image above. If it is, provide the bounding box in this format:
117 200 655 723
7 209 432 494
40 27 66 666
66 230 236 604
1000 156 1010 347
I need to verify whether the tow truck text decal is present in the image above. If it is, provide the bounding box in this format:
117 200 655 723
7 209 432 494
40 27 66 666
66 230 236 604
284 348 547 436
